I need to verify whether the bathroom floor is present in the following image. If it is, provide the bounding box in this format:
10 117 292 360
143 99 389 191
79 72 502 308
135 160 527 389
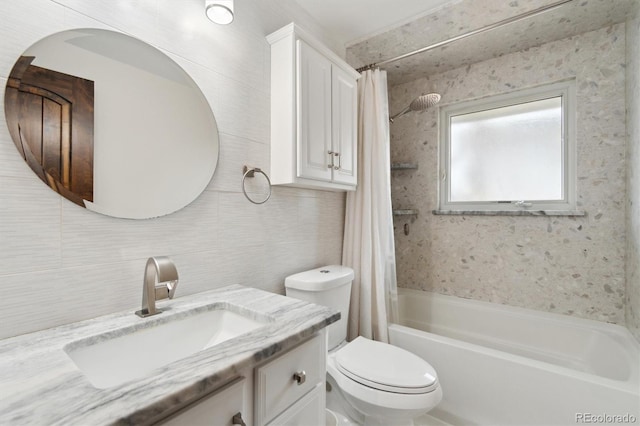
327 409 452 426
414 413 452 426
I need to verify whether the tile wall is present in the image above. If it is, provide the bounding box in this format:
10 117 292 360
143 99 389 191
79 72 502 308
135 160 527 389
626 2 640 341
0 0 346 339
387 24 627 324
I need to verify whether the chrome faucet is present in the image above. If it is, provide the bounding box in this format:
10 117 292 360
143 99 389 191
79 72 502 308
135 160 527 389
135 256 179 318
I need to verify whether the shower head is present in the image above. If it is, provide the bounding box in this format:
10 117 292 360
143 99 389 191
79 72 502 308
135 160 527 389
410 93 441 111
390 93 441 122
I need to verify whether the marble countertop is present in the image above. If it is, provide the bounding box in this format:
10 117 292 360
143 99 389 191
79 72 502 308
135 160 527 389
0 285 339 425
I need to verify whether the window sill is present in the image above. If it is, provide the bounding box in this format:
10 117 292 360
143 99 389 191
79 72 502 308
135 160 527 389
432 210 586 217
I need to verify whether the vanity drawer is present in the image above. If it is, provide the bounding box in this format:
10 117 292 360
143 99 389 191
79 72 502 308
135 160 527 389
158 377 248 426
255 332 326 425
267 382 325 425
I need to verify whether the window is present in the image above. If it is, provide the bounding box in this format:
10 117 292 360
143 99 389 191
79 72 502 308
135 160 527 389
438 80 577 214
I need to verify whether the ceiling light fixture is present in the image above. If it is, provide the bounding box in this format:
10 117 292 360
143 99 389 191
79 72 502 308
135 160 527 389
205 0 234 25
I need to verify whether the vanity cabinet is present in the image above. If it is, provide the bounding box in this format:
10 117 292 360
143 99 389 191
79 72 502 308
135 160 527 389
159 377 251 426
254 332 326 425
268 23 360 191
267 384 325 425
155 331 326 426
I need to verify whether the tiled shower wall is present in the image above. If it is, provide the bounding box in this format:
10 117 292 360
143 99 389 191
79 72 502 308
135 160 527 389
626 2 640 341
388 24 627 324
0 0 346 339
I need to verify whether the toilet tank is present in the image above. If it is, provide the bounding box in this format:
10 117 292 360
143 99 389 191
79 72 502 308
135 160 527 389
285 265 354 350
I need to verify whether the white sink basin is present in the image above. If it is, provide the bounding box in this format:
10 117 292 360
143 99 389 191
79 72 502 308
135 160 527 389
64 308 269 389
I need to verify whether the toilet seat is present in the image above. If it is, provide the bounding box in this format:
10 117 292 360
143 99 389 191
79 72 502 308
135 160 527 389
334 337 438 394
327 338 442 419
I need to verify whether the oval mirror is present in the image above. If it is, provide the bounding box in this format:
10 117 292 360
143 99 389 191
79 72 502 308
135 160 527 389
4 29 219 219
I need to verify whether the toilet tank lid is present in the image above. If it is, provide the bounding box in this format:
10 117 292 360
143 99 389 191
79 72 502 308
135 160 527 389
285 265 354 291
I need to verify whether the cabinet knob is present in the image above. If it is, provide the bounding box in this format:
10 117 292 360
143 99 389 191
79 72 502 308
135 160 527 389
232 412 247 426
293 370 306 385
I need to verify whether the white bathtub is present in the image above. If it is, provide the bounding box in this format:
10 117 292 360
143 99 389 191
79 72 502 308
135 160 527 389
389 288 640 426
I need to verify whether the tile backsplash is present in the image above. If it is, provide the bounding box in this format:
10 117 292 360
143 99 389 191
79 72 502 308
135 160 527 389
0 0 345 339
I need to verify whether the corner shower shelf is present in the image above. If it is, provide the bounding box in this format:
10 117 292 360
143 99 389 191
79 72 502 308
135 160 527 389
391 163 418 170
393 209 419 216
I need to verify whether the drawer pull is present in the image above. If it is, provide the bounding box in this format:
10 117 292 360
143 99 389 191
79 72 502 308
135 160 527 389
232 412 247 426
293 370 306 385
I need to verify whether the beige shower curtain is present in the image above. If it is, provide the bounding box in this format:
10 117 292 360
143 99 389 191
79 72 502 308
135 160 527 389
342 69 399 343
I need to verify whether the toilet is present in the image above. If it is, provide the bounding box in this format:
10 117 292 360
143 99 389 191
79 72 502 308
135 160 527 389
285 265 442 426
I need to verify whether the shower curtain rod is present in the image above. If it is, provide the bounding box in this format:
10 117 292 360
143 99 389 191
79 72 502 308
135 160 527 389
355 0 575 73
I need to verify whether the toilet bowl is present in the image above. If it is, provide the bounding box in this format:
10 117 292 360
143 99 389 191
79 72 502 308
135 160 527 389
285 266 442 425
328 337 442 425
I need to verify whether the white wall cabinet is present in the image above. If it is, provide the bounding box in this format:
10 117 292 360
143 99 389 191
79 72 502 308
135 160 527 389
330 64 358 186
155 330 326 426
268 23 360 191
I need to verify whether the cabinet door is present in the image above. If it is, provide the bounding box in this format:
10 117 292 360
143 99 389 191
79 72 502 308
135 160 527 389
254 333 325 425
296 40 332 182
158 377 248 426
267 383 325 426
331 65 358 186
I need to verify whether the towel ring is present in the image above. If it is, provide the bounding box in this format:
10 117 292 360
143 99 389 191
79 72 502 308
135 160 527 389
242 166 272 205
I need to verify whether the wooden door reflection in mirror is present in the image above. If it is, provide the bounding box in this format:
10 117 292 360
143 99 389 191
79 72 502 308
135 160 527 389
6 56 94 206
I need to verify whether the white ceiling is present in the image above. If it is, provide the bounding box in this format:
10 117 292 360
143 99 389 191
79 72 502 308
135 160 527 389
292 0 458 46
